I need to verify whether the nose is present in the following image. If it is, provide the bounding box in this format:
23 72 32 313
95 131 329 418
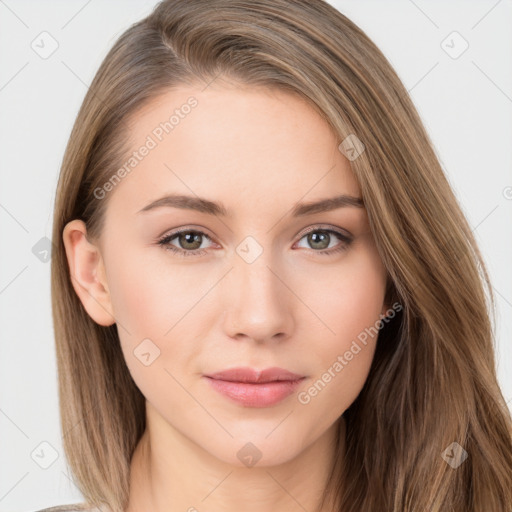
222 249 295 344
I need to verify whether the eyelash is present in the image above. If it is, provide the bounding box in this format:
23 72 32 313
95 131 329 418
156 225 353 258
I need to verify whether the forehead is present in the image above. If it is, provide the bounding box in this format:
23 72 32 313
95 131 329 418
105 82 361 219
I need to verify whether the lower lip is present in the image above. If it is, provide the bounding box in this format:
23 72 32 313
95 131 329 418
204 376 305 407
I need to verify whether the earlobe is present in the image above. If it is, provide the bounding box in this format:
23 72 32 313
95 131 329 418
62 219 115 327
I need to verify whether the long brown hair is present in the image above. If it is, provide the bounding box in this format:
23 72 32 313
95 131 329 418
51 1 512 510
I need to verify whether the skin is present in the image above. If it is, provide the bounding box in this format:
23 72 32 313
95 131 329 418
63 78 389 512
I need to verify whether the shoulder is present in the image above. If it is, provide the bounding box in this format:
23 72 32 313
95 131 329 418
34 504 104 512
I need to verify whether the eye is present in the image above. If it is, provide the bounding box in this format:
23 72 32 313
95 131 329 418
157 228 215 257
294 226 353 256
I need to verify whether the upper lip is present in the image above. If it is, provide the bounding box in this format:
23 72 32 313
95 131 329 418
205 366 304 383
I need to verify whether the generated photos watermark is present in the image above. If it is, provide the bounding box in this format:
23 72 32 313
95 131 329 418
93 96 198 200
298 301 403 405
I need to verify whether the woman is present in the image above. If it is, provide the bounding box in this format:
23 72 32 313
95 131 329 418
41 0 512 511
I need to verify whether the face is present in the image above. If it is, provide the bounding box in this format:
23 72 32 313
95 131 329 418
64 80 389 467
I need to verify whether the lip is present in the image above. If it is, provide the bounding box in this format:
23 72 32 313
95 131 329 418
206 366 304 383
204 366 306 407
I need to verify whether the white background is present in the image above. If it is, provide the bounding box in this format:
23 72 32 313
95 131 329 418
1 1 511 511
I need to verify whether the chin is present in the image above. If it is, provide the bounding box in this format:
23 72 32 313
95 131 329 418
199 430 307 469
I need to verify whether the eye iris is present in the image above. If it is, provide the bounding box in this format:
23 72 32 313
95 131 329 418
308 231 330 250
179 231 202 250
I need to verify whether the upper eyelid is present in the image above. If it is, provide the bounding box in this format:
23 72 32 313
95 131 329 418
157 225 214 242
296 224 352 239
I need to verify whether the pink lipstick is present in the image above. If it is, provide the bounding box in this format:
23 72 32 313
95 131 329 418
204 367 305 407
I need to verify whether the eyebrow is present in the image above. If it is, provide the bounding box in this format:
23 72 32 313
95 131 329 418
136 193 364 217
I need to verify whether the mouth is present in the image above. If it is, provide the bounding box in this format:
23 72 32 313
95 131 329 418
203 366 306 407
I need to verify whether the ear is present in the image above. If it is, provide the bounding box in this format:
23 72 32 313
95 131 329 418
62 219 115 326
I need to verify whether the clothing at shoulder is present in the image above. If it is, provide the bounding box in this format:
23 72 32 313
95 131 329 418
34 504 104 512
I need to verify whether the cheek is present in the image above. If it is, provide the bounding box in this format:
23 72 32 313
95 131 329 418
104 247 215 390
106 254 164 337
330 239 387 335
297 242 386 411
304 239 386 345
106 246 205 338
